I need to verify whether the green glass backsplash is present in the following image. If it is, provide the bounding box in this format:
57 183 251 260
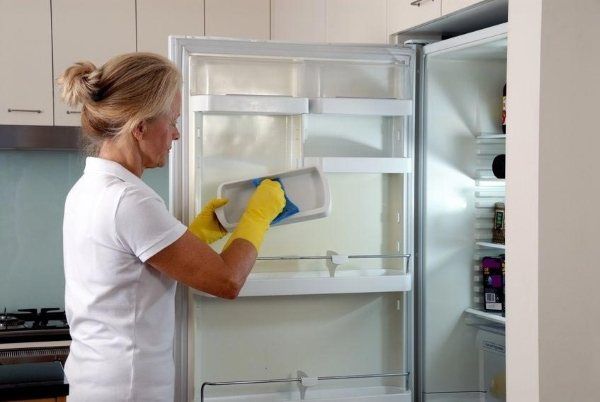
0 151 169 312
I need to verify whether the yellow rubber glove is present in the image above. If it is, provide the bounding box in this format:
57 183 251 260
224 179 285 251
188 198 229 244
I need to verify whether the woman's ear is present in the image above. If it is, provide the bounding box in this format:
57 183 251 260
132 120 146 141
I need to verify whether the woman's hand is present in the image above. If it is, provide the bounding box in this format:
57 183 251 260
188 198 229 244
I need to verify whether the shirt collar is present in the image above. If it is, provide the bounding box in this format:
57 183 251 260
84 157 148 189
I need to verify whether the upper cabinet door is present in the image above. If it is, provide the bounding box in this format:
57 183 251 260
137 0 204 57
0 0 53 125
271 0 326 43
326 0 387 44
442 0 484 15
52 0 136 126
387 0 442 36
205 0 270 40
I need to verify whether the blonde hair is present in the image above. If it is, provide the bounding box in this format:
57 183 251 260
58 52 182 154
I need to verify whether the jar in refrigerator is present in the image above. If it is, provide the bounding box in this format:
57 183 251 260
492 202 505 244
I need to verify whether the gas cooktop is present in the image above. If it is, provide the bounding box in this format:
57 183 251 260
0 308 70 343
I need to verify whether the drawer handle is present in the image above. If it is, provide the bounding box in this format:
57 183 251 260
410 0 434 6
7 108 42 114
66 110 81 115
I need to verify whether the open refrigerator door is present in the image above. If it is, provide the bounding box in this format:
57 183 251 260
169 38 416 402
417 24 507 402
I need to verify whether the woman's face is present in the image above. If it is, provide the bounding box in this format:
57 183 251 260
139 92 181 168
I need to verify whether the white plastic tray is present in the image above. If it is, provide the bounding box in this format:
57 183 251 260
215 166 331 231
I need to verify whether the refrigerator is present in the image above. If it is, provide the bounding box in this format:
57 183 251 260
168 22 507 402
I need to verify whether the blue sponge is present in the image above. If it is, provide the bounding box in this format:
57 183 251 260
252 177 300 224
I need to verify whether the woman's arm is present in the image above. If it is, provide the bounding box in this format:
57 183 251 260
147 232 256 299
148 179 285 299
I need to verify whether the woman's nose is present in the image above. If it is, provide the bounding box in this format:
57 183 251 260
173 127 180 141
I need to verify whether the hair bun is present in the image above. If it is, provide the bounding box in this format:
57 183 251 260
58 61 101 107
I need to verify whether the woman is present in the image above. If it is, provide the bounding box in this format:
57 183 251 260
59 53 285 401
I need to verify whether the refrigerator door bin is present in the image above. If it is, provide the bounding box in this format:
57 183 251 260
215 166 331 231
200 372 411 402
191 95 309 115
308 59 411 100
201 386 411 402
194 253 412 297
190 55 304 97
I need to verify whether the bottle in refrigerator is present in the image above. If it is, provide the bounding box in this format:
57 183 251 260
492 202 505 244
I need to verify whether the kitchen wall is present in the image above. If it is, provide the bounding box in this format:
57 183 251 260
1 0 395 312
507 0 600 401
0 150 168 311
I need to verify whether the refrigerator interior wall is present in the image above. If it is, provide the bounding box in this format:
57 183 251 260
194 293 406 400
423 38 506 400
183 43 414 401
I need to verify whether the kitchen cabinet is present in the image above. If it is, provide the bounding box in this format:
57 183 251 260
272 0 387 44
442 0 484 15
327 0 388 43
387 0 442 36
205 0 270 40
271 0 326 43
0 0 53 126
51 0 136 126
136 0 204 57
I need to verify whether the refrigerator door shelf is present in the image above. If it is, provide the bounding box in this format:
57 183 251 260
475 241 505 250
464 308 506 326
304 157 412 174
201 387 411 402
309 98 413 116
190 94 309 115
215 166 331 231
195 270 412 297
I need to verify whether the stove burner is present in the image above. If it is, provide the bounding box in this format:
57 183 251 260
0 307 70 343
0 309 25 331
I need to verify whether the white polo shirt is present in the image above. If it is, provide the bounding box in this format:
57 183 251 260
63 157 187 402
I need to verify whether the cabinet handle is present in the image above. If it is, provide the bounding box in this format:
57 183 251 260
410 0 434 6
66 110 81 115
7 108 42 114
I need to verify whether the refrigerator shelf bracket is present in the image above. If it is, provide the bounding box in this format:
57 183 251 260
257 253 411 265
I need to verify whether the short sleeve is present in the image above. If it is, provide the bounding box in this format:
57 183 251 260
115 185 187 262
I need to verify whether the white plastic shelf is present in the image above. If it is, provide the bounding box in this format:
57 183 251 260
309 98 412 116
196 270 411 298
202 386 411 401
476 241 506 250
304 157 412 174
476 133 506 139
465 308 506 325
190 94 309 115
